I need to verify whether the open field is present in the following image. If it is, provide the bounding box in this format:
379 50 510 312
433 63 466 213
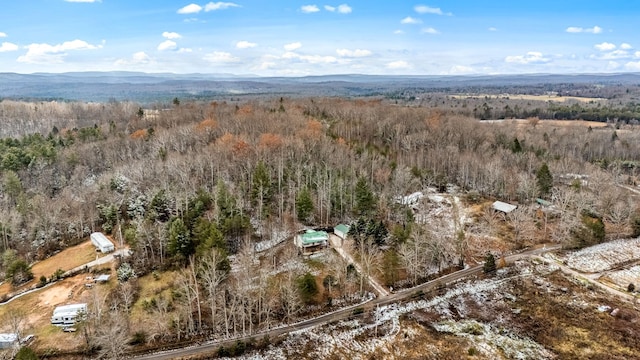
450 94 606 103
562 237 640 273
479 119 610 128
0 240 100 299
32 241 101 280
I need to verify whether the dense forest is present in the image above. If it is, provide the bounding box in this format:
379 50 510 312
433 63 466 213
1 93 639 356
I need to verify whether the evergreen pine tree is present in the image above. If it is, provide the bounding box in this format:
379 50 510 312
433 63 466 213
536 162 553 198
483 253 496 274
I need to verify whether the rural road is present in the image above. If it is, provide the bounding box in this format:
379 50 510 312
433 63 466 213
131 244 562 360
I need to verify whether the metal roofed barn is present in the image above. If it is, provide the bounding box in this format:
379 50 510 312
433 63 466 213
90 232 115 253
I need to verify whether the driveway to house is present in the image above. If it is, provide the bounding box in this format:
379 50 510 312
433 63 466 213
329 234 390 297
62 248 131 277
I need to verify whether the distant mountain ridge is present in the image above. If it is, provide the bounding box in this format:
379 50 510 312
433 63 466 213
1 71 639 102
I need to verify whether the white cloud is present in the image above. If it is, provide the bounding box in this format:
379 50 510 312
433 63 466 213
488 27 498 32
301 5 320 13
115 51 152 66
414 5 451 15
178 48 193 53
132 51 150 63
621 43 633 50
157 40 177 51
635 51 640 58
603 50 629 59
204 2 240 11
325 5 335 11
65 0 101 2
204 51 239 63
624 61 640 71
505 51 550 64
607 61 621 70
284 42 302 51
162 32 182 40
236 40 257 49
282 51 337 64
592 51 630 61
401 16 421 24
258 61 277 70
18 39 101 63
336 48 372 57
0 32 7 38
337 4 352 14
178 3 202 14
0 42 18 52
394 29 404 35
386 60 410 69
421 27 439 34
594 42 616 51
566 25 602 34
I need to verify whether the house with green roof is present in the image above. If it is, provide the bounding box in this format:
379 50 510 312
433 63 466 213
294 229 329 256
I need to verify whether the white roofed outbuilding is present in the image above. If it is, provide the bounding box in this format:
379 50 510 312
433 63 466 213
0 333 17 349
90 232 115 253
492 201 517 214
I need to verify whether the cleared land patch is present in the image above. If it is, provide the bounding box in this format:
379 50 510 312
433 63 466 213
450 94 605 103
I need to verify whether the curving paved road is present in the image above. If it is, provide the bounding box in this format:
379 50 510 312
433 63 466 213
131 245 562 360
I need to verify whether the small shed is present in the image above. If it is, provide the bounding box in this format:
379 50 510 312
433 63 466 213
536 198 552 207
0 333 17 349
94 274 111 283
492 201 517 214
90 232 115 253
334 224 350 240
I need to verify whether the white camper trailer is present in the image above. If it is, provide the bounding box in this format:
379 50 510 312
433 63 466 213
90 232 115 253
51 303 88 327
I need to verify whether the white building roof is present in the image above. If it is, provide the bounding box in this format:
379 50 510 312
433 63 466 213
395 191 424 206
492 201 517 213
95 274 110 282
91 232 114 249
0 334 17 343
53 303 87 316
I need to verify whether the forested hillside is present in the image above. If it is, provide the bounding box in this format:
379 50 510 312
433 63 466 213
1 95 640 357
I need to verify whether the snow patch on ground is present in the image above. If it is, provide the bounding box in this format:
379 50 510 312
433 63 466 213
564 237 640 273
606 265 640 288
254 229 291 253
433 319 555 360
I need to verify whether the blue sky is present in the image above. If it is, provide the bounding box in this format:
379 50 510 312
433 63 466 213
1 0 639 75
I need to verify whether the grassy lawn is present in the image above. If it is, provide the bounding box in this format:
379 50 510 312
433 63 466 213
32 240 99 279
0 240 98 299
